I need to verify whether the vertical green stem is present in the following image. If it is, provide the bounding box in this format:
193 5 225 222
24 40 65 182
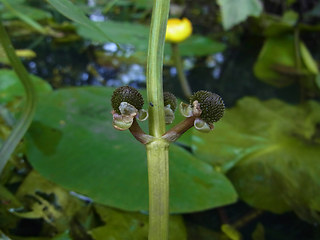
146 139 169 240
294 26 304 102
147 0 169 137
171 43 192 98
146 0 170 239
294 27 301 71
0 20 37 174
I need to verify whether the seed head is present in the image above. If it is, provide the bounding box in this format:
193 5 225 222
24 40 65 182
111 86 144 114
190 91 225 124
163 92 177 112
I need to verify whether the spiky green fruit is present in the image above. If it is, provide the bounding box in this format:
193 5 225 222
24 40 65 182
190 90 225 124
111 86 144 114
163 92 177 111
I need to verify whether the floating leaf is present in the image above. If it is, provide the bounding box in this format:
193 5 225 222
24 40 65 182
192 97 320 222
217 0 262 30
25 87 237 213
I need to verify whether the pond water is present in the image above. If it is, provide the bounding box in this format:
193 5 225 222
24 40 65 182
16 33 303 108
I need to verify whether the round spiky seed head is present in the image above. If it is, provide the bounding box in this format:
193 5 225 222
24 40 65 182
190 90 225 124
163 92 177 111
111 86 144 114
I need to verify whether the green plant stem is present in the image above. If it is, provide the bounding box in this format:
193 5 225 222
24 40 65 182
171 43 192 98
294 26 305 102
0 20 37 174
294 27 301 71
146 0 170 239
146 139 170 240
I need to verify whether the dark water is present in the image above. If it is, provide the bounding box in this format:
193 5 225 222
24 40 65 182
15 33 305 109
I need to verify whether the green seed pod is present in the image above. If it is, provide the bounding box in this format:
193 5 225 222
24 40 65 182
111 86 144 114
163 92 177 111
190 90 225 124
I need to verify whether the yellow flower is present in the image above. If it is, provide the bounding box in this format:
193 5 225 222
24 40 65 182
165 18 192 43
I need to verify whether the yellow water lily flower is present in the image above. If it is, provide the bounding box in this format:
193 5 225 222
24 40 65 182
165 18 192 43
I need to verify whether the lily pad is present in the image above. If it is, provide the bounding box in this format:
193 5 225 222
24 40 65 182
25 86 237 213
192 97 320 222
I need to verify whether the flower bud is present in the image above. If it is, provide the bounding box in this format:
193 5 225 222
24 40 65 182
189 91 225 124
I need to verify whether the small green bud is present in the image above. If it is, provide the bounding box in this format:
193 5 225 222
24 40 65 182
190 90 225 124
111 86 144 114
163 92 177 111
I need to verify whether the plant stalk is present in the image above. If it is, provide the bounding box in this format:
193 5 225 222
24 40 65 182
129 119 154 144
294 26 305 102
171 43 192 98
0 20 37 174
146 0 170 239
146 139 170 240
162 116 195 142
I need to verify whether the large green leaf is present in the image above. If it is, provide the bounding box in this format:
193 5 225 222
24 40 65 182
192 97 320 222
25 86 237 213
217 0 262 30
0 69 52 104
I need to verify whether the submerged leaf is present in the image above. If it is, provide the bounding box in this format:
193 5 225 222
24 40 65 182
15 171 85 232
90 204 187 240
192 97 320 222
